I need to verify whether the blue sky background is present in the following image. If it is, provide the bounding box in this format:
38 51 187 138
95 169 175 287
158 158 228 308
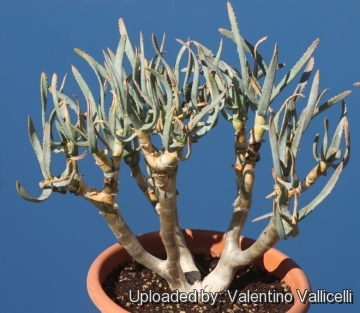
1 1 360 312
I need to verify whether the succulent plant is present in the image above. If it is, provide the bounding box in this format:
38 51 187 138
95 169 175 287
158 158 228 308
16 2 350 294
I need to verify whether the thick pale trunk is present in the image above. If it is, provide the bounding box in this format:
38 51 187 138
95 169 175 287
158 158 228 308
201 222 279 293
174 207 201 283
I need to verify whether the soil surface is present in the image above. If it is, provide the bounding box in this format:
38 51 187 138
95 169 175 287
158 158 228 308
103 254 294 313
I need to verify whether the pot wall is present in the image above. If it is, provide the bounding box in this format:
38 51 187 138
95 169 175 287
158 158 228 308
87 229 311 313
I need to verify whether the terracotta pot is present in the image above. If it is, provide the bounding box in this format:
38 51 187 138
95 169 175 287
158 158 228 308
87 229 311 313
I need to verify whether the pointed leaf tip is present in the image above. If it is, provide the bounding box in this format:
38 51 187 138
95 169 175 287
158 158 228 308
16 181 52 203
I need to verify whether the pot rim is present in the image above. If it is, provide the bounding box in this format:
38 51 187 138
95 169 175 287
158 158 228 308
87 229 311 313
